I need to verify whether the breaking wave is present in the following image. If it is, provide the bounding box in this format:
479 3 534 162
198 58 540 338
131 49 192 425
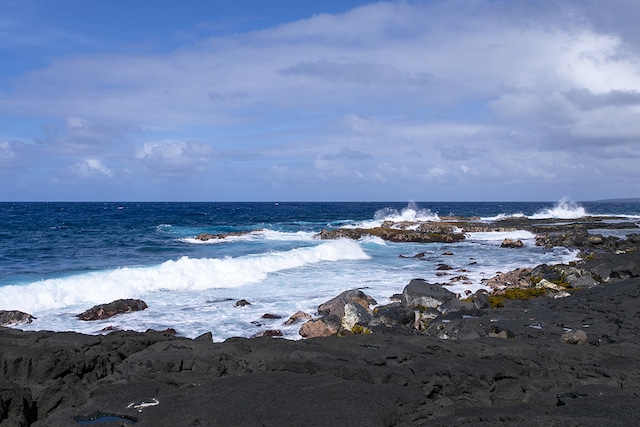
0 239 369 314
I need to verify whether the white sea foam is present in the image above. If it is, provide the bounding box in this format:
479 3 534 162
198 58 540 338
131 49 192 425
480 213 526 221
529 199 587 219
0 239 369 314
466 230 537 242
180 229 316 244
350 202 440 229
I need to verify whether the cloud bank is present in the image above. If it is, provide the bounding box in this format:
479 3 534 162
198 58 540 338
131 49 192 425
1 0 639 201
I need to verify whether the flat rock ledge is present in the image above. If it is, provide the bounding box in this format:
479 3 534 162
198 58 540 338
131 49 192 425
315 215 640 250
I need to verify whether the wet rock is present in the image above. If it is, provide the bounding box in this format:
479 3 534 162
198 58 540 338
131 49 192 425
0 310 36 326
399 252 426 258
261 313 282 319
501 238 524 248
196 229 263 241
235 299 252 307
315 227 465 243
252 330 283 338
284 311 312 326
76 299 148 321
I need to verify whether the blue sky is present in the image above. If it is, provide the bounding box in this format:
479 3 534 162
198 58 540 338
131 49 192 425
1 0 640 201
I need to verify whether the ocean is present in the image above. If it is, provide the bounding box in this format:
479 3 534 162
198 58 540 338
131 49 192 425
1 200 639 341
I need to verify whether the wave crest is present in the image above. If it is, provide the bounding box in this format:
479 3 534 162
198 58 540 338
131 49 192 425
0 240 369 314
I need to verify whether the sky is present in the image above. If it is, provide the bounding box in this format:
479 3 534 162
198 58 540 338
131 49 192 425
1 0 639 202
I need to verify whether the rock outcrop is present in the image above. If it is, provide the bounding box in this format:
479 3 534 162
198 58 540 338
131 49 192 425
75 299 148 321
0 310 36 326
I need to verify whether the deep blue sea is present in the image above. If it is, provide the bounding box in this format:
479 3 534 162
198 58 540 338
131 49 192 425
1 200 639 341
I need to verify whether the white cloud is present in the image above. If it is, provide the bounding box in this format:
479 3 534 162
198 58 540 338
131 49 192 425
136 140 213 178
68 159 113 179
2 1 640 200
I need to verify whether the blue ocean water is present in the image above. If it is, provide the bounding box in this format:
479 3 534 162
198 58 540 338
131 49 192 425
1 200 639 340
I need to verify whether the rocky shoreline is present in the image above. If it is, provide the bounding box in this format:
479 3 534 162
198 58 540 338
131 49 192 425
2 216 640 426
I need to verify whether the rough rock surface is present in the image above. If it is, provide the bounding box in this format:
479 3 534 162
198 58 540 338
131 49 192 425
75 299 148 321
3 273 640 426
0 310 36 326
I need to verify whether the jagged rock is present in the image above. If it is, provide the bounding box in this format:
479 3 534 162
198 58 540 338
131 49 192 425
501 238 524 248
400 279 457 309
0 379 37 425
340 302 372 331
471 290 491 309
0 310 36 326
76 299 148 321
531 264 563 283
369 303 415 329
482 268 532 291
284 311 312 326
317 289 376 316
235 299 251 307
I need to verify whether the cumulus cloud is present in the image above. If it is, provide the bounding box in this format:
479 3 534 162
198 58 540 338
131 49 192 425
67 159 113 180
136 140 213 178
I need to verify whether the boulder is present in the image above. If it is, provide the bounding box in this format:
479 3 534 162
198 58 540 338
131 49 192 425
530 264 563 283
400 279 457 309
76 299 148 321
340 302 372 331
284 311 312 326
501 238 524 248
369 303 415 329
317 289 376 316
0 310 36 326
299 316 341 338
235 299 252 307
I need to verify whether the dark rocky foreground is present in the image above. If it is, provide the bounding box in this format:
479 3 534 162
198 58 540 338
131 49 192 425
2 217 640 426
2 277 640 425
